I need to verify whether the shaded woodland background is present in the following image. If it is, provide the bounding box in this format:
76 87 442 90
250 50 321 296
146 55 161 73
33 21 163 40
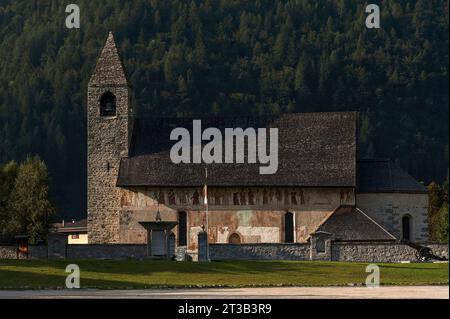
0 0 448 222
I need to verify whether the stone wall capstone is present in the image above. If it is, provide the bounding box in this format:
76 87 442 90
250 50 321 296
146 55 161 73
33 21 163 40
67 244 147 260
2 242 447 262
209 243 310 261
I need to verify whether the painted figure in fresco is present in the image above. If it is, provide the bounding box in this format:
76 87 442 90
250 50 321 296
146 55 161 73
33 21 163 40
248 190 255 205
340 189 347 204
178 190 186 204
284 190 290 205
263 189 269 205
269 190 275 203
233 192 240 205
192 191 200 205
239 190 246 205
299 189 305 205
214 191 222 205
168 189 176 205
158 190 165 204
291 191 298 205
276 189 282 202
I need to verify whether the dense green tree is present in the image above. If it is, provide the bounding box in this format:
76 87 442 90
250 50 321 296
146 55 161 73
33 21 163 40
0 161 18 241
3 156 55 243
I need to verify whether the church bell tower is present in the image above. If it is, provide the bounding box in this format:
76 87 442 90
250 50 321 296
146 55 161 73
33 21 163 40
87 32 133 243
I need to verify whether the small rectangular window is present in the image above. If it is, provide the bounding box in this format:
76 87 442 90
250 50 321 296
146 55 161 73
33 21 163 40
316 239 326 253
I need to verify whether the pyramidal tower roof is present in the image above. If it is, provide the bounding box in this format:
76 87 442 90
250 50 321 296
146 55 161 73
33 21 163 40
89 32 128 86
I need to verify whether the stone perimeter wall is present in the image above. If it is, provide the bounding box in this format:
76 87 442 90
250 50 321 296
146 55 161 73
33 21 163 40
331 242 448 262
209 242 448 262
209 243 310 260
67 244 147 259
0 245 47 259
1 243 447 262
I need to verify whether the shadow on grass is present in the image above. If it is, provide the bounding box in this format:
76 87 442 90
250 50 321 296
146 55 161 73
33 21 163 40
0 268 158 289
1 259 343 276
1 259 447 280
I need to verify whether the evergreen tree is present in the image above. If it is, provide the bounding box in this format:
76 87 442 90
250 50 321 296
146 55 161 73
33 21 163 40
6 156 55 243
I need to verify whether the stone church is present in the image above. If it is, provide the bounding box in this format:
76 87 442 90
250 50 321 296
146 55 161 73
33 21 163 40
87 33 428 257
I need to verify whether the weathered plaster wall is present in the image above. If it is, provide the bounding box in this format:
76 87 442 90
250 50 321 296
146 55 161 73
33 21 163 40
356 193 428 242
117 186 354 251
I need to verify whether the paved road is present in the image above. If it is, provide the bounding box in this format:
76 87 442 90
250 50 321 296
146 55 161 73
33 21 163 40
0 286 448 299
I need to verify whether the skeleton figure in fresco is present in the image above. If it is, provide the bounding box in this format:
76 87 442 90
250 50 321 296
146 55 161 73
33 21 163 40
214 191 222 205
340 189 347 204
168 189 176 205
178 190 187 204
222 191 229 205
239 190 246 205
263 189 269 205
269 189 275 203
192 190 200 205
233 192 240 205
299 189 305 205
248 189 255 205
254 189 261 205
276 189 283 203
291 191 298 205
284 190 290 205
158 190 165 204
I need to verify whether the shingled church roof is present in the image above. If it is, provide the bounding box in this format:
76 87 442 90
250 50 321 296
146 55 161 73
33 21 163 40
357 159 427 193
117 112 357 187
314 205 396 241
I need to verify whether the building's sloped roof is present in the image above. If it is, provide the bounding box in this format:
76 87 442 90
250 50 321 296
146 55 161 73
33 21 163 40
58 219 88 234
314 205 396 241
117 112 357 187
357 159 427 193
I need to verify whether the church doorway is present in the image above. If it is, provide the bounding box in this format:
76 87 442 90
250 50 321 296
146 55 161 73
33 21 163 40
151 230 166 256
284 212 294 243
178 211 187 246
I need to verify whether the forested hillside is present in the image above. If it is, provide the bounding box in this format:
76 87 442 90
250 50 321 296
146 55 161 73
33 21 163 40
0 0 448 218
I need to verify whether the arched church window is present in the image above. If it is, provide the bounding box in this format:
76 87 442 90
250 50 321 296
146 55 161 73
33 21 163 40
229 232 242 244
402 215 411 241
284 212 294 243
178 211 187 246
100 91 117 116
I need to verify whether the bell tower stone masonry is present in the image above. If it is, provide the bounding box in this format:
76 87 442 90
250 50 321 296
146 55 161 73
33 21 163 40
87 32 133 243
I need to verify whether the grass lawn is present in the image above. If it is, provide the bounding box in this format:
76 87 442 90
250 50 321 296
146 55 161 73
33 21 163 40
0 259 448 289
